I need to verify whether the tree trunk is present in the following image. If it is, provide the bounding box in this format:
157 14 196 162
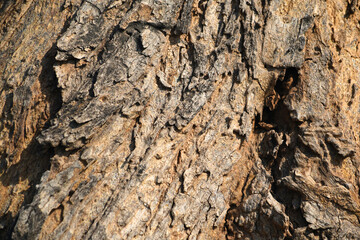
1 0 360 239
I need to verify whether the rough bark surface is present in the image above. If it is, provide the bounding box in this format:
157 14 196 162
1 0 360 239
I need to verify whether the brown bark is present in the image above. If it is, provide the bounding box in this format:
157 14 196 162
0 0 360 239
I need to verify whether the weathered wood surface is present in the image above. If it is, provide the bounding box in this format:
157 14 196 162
1 0 360 239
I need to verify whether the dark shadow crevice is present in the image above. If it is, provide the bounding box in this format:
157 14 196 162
0 42 62 239
256 67 308 236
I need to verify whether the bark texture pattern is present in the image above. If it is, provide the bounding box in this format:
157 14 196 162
1 0 360 239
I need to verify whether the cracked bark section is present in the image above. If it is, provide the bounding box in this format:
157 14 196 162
1 0 360 239
0 1 79 238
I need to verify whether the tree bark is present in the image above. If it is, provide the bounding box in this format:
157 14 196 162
1 0 360 239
